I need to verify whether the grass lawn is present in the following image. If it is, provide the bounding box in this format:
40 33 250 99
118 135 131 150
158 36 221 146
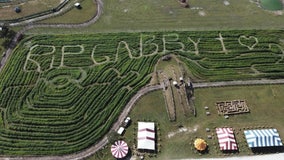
39 0 97 24
27 0 284 34
89 84 284 160
0 0 62 20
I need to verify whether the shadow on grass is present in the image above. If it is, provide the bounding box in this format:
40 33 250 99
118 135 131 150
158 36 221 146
196 146 210 155
221 149 239 154
251 146 284 154
119 148 132 160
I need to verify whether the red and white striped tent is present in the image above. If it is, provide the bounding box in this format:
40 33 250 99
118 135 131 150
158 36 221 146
216 128 238 150
111 140 129 159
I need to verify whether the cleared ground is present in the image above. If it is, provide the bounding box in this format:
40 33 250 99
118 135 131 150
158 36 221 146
156 55 194 121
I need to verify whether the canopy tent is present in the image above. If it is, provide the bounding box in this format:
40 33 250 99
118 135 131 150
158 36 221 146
137 122 155 150
216 128 238 150
194 138 207 151
244 129 283 148
111 140 129 159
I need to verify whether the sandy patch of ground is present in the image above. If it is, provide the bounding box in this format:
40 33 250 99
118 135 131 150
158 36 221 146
223 0 230 6
123 8 128 13
167 125 199 138
191 7 203 10
198 10 206 16
274 10 283 15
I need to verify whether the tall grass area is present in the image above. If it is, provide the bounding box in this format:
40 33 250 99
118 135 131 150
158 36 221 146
90 85 284 159
27 0 284 34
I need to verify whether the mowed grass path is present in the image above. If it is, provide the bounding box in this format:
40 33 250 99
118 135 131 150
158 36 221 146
39 0 97 24
89 84 284 159
28 0 284 34
0 0 61 20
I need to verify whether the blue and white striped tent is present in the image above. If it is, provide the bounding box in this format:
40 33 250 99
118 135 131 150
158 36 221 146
244 129 283 148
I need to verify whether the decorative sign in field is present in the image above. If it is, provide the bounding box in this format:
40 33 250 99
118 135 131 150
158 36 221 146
216 100 250 115
0 30 283 155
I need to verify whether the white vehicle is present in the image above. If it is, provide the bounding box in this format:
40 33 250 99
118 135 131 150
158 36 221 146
124 117 131 127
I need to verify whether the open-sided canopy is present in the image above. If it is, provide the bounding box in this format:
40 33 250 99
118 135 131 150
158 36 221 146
137 122 155 150
216 128 238 150
244 129 283 148
111 140 129 159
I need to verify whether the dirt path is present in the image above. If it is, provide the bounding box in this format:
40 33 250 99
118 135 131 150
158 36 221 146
0 0 284 159
0 0 103 73
193 79 284 88
0 84 163 160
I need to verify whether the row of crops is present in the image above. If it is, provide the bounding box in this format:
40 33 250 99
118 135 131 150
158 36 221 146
0 30 283 155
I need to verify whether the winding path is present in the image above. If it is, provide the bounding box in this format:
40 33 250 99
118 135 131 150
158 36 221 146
0 84 163 160
0 0 104 73
0 1 284 159
193 79 284 88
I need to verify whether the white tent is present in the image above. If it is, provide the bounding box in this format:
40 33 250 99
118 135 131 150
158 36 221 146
137 122 155 150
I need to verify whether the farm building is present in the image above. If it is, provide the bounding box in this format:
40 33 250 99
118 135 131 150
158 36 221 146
137 122 155 151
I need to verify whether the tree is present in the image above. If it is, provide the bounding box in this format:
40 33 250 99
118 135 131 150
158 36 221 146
0 26 9 38
6 29 16 39
2 38 12 49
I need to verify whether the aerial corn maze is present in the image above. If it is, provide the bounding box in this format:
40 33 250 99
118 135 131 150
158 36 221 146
0 30 283 155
